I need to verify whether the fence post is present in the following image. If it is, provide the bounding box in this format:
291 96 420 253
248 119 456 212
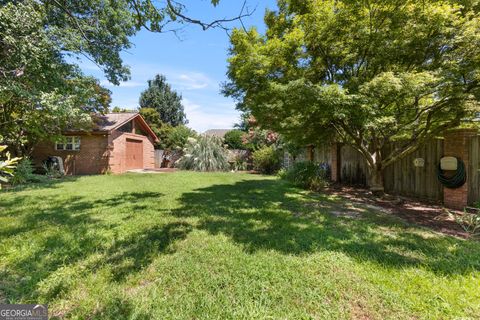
330 143 341 182
443 128 478 210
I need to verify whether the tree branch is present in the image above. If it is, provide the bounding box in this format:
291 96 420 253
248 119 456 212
166 0 255 31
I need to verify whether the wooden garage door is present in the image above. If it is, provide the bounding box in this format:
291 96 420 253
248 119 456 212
126 139 143 170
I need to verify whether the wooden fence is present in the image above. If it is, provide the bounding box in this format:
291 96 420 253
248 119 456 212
154 150 164 168
284 135 480 204
383 139 444 201
468 135 480 204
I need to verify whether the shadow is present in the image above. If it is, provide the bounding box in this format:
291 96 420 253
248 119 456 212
0 191 169 303
1 176 81 192
103 221 192 281
170 179 480 275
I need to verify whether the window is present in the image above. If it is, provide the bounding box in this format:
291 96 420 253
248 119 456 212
56 136 81 151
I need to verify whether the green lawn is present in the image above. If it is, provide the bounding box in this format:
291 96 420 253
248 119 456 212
0 172 479 319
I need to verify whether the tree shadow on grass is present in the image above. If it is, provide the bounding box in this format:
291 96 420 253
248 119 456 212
171 178 480 275
0 191 191 303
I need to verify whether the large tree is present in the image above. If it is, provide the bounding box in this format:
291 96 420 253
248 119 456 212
0 1 111 155
139 74 187 126
225 0 480 192
1 0 251 154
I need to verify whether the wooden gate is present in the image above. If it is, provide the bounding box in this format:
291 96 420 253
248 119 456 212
126 138 143 170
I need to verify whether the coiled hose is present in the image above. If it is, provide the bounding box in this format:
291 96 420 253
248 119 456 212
437 157 466 189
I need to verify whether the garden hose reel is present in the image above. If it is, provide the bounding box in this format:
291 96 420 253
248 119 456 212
437 157 466 189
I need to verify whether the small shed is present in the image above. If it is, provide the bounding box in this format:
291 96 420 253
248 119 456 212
32 112 159 175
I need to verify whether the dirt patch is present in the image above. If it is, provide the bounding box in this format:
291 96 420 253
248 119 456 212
324 185 470 239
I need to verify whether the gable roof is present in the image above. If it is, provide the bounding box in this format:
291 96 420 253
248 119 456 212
203 129 232 138
93 113 159 142
94 112 138 132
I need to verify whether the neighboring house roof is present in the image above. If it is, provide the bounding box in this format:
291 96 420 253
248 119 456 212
203 129 232 138
68 112 159 142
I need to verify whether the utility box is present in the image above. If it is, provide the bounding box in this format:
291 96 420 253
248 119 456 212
440 156 458 171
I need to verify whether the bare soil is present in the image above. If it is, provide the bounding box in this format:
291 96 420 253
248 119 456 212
325 185 470 239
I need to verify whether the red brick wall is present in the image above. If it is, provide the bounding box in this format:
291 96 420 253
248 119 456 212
31 134 110 175
108 131 155 174
32 117 156 175
443 129 477 210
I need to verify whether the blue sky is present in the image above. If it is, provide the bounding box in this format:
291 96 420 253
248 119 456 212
78 0 278 133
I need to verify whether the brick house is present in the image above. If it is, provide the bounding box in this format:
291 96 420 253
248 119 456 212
32 112 159 175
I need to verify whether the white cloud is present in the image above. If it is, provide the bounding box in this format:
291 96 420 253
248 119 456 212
183 98 239 133
170 72 212 90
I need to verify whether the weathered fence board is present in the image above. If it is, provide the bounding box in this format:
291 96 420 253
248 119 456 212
383 139 444 201
154 150 164 168
283 135 480 204
340 145 367 185
468 135 480 205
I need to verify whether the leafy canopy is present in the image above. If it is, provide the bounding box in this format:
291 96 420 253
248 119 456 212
0 1 111 154
225 0 480 186
1 0 249 154
224 130 245 149
139 107 196 150
139 75 187 127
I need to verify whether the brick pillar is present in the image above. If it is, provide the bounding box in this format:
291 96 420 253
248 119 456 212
443 129 477 210
330 143 340 182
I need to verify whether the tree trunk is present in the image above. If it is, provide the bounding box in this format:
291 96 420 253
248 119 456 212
368 165 385 196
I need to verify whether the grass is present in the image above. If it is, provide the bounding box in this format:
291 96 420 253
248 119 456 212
0 172 479 319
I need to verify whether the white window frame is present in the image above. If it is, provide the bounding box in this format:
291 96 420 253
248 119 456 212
55 136 81 151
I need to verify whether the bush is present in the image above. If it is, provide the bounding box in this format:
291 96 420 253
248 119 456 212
449 204 480 237
177 135 229 172
156 124 197 150
224 130 245 149
454 211 480 236
11 158 35 185
283 161 331 191
252 146 280 174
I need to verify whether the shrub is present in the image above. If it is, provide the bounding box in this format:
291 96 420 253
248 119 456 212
11 158 34 185
454 212 480 236
177 135 229 172
283 161 330 191
449 204 480 237
224 130 245 149
252 146 280 174
156 124 197 150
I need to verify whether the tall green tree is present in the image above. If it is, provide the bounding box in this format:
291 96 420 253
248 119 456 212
1 0 251 154
0 1 111 155
225 0 480 192
139 74 187 126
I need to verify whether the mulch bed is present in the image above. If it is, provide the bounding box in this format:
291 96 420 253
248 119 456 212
324 184 470 239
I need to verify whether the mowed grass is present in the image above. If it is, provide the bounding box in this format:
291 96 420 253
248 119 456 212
0 172 479 319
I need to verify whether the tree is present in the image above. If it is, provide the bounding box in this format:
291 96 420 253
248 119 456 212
224 130 245 149
1 0 252 154
0 2 111 155
225 0 480 192
139 75 187 126
139 107 196 150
